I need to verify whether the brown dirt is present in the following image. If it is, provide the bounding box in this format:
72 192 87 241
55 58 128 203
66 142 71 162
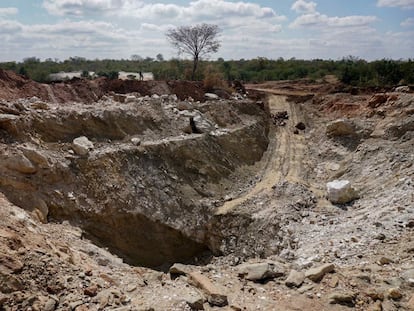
0 69 207 104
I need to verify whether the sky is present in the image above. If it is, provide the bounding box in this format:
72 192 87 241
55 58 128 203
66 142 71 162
0 0 413 62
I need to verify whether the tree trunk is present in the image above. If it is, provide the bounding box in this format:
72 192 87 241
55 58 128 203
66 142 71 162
191 55 199 80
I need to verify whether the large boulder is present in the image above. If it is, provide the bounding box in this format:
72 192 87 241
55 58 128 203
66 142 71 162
326 180 358 204
326 119 356 137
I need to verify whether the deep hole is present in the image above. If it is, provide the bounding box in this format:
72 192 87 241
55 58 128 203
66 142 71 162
63 210 211 270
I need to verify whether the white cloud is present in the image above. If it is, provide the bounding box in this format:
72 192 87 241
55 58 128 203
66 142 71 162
291 0 317 13
184 0 277 19
290 12 378 28
377 0 414 9
0 7 18 16
42 0 283 21
42 0 140 16
0 19 22 34
0 18 133 61
401 17 414 26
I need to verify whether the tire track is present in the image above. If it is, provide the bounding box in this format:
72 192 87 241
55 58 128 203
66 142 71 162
45 84 58 104
216 94 304 215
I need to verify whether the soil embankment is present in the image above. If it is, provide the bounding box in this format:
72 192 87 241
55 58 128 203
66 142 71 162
0 70 269 268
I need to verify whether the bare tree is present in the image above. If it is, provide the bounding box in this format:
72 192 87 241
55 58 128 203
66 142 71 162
166 23 221 80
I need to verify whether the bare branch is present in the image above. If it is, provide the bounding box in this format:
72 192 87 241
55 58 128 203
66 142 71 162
166 23 221 80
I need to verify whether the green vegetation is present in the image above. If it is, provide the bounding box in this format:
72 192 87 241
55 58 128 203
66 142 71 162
1 55 413 87
166 23 221 80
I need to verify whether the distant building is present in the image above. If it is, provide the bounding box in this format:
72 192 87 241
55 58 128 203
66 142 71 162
48 71 153 81
118 71 154 81
49 71 95 81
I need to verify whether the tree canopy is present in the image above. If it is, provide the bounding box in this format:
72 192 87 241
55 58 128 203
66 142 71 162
166 23 221 80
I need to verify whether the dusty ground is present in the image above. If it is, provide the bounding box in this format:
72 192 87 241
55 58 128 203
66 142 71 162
1 72 414 310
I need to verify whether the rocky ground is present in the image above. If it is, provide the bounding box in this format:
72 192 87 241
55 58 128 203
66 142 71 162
0 71 413 310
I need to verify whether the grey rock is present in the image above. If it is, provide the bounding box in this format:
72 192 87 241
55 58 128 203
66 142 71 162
285 269 305 288
72 136 94 155
169 263 191 276
328 291 356 306
384 115 414 139
20 146 50 168
326 119 356 137
238 262 285 281
192 115 216 133
305 263 335 282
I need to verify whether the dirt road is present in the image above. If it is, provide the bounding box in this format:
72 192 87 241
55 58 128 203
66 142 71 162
216 93 309 215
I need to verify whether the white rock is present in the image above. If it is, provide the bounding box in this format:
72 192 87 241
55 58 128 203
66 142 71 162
326 180 358 204
193 115 216 133
205 93 219 100
131 137 141 146
0 114 19 123
72 136 94 155
395 85 410 93
125 95 137 103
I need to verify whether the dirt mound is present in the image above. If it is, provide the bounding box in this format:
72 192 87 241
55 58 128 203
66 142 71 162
167 80 205 101
0 69 207 103
0 69 49 101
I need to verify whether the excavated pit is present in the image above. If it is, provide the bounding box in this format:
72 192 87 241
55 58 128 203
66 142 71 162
0 74 271 267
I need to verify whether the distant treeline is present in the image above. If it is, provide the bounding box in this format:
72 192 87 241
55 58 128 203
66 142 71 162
0 56 413 87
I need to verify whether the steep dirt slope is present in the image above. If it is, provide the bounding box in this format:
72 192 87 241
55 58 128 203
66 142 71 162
0 95 269 268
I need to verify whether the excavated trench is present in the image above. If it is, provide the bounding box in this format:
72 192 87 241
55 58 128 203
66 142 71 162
0 82 271 268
